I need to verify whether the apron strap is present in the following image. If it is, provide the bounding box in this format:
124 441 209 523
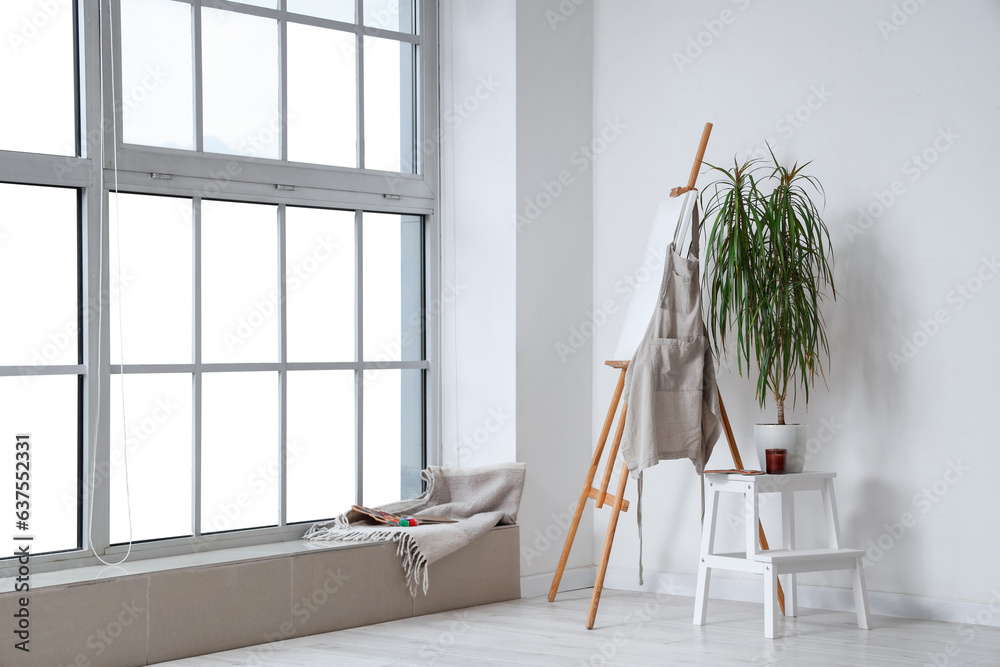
688 199 700 260
636 471 644 586
671 190 701 259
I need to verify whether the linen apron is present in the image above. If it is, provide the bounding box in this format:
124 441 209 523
620 194 722 582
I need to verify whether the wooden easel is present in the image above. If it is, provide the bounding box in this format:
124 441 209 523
547 123 786 629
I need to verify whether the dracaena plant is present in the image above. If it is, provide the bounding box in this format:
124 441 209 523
700 148 836 425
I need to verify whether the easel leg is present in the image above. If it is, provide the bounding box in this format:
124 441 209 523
596 403 628 508
587 461 630 630
547 473 596 603
548 369 627 602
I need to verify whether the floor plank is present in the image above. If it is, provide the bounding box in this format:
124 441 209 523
151 589 1000 666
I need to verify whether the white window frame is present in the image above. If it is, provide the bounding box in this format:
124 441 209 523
0 0 440 577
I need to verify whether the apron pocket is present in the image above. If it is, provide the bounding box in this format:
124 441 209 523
651 337 706 392
651 390 703 454
662 272 698 312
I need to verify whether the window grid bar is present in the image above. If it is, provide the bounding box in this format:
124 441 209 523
0 356 443 378
76 186 85 550
0 152 92 188
279 0 289 163
86 186 114 556
354 208 364 505
412 42 421 174
72 0 82 158
108 360 429 373
277 203 288 527
193 0 205 153
110 0 124 166
420 212 429 473
356 0 365 170
80 0 106 562
419 215 428 367
191 197 203 537
0 365 87 377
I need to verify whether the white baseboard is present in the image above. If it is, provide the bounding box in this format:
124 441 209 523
601 568 1000 628
522 567 1000 628
521 566 596 598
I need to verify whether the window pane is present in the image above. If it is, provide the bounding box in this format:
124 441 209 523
201 201 278 363
0 375 78 555
0 0 75 155
362 368 422 505
289 0 354 23
201 372 278 533
110 374 192 543
364 0 415 34
363 213 422 362
363 37 415 172
288 24 357 167
202 8 279 158
287 371 354 523
0 184 77 366
121 0 194 149
110 194 192 364
286 207 355 361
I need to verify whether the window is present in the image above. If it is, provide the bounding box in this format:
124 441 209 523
0 0 437 574
119 0 417 169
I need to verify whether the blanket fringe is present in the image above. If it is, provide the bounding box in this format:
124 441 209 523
306 526 429 595
396 535 430 596
302 514 349 539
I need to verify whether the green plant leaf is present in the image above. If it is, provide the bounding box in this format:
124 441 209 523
700 148 836 422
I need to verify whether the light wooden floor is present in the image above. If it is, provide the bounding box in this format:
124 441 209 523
154 588 1000 666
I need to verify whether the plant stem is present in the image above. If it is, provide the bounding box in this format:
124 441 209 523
776 395 785 426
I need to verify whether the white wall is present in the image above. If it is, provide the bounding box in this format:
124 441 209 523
439 0 518 469
440 0 596 578
514 0 595 578
592 0 1000 613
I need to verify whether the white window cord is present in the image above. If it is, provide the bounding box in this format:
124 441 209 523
89 0 133 567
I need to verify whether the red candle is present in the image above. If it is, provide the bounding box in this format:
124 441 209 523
765 448 786 475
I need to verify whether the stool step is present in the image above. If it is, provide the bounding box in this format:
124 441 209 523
754 548 863 575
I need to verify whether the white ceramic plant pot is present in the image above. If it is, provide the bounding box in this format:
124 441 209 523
754 424 809 474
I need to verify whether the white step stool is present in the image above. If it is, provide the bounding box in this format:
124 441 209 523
693 471 871 638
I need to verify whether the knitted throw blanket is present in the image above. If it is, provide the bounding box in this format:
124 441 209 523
303 462 526 595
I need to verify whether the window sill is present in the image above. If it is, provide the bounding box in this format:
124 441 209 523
0 536 369 593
